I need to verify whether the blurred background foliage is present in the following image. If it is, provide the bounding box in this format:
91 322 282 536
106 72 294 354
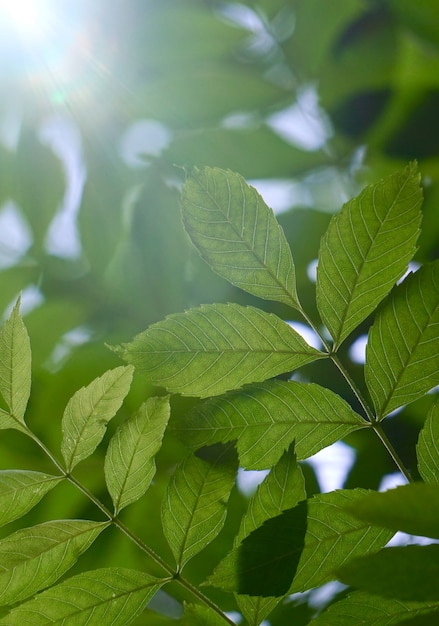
0 0 438 622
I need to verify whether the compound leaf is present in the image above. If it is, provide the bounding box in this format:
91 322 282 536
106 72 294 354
181 166 299 308
365 261 439 419
317 163 422 348
61 366 134 471
0 298 31 425
105 396 170 513
180 603 226 626
174 380 366 469
417 401 439 484
0 520 108 606
0 567 164 626
116 303 323 398
162 450 236 569
0 470 63 528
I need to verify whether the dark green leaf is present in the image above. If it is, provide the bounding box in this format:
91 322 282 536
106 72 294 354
365 260 439 419
116 304 323 398
417 401 439 484
317 163 422 348
174 380 366 469
181 167 299 308
0 470 63 527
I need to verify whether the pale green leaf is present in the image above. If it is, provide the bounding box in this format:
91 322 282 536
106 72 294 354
338 545 439 601
417 401 439 484
181 166 299 308
317 163 422 348
310 591 439 626
0 567 164 626
365 261 439 419
104 396 170 513
162 451 236 569
207 489 393 596
0 298 31 423
236 447 306 625
174 380 367 469
0 408 27 433
0 519 108 606
0 470 63 528
346 484 439 539
116 303 323 398
61 365 134 471
180 603 226 626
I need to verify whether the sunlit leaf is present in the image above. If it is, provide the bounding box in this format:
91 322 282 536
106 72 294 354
0 298 31 424
310 590 439 626
417 401 439 484
61 366 134 471
174 380 366 469
365 261 439 419
338 545 439 601
0 408 27 433
0 520 108 606
0 567 165 626
181 166 299 308
105 396 170 513
207 489 393 596
0 470 63 528
346 483 439 539
162 450 237 569
317 163 422 348
116 304 323 398
180 603 226 625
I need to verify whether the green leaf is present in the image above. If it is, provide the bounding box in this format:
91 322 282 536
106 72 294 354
310 591 439 626
116 304 323 398
0 409 27 433
180 603 226 626
317 163 422 348
0 298 31 424
104 396 170 513
61 365 134 471
174 380 366 469
207 489 393 596
417 401 439 484
0 470 63 527
0 520 108 606
337 545 439 601
0 567 164 625
346 483 439 539
236 447 306 625
181 166 299 308
365 260 439 419
162 450 237 569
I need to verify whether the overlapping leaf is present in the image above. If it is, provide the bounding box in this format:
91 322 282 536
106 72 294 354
310 591 439 626
417 402 439 484
61 366 134 471
0 298 31 425
0 567 165 626
174 380 366 469
207 489 393 596
365 260 439 419
181 166 299 308
105 396 170 513
116 304 323 398
0 520 108 606
0 470 63 528
317 163 422 348
162 451 236 569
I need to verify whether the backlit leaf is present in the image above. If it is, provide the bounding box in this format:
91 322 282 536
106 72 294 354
116 304 323 398
181 166 299 308
105 396 170 513
162 450 237 569
180 603 226 626
0 408 27 433
0 520 108 606
174 380 366 469
317 163 422 348
0 567 164 626
365 261 439 419
0 298 31 424
207 489 393 596
417 401 439 484
61 366 134 471
0 470 63 528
